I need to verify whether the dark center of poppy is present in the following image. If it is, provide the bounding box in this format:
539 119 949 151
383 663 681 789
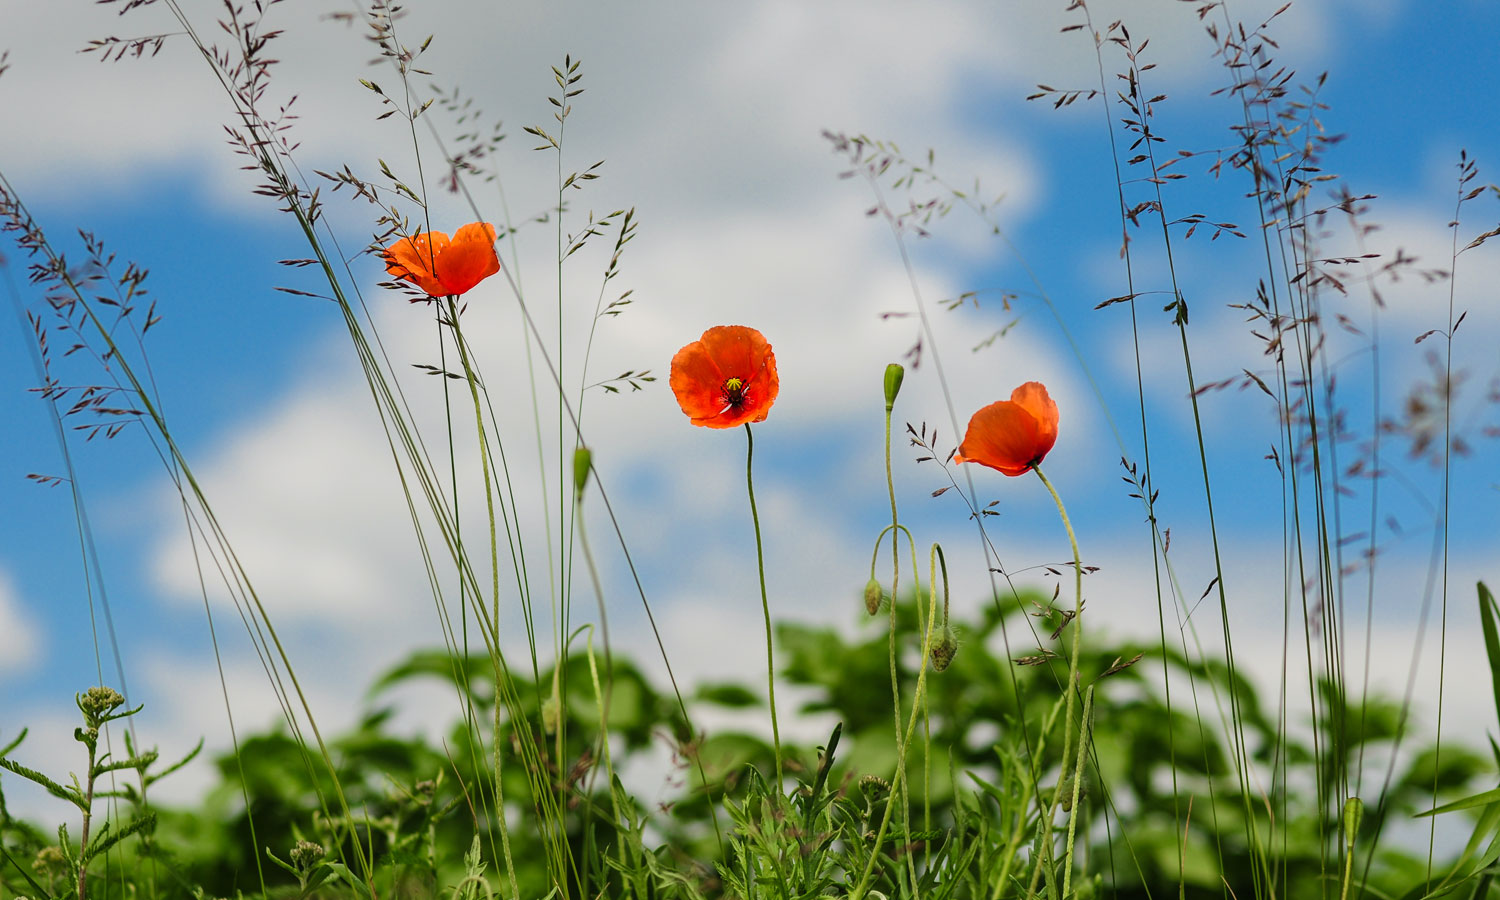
721 376 748 409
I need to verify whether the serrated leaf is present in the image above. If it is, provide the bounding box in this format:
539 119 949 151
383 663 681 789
84 812 156 862
0 757 85 809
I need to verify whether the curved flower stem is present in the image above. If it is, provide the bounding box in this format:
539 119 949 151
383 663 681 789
1027 463 1085 899
745 424 784 785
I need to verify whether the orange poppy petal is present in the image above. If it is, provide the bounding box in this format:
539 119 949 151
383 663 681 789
435 223 501 295
384 230 450 296
1009 381 1058 459
698 325 765 378
670 341 727 423
953 400 1044 477
748 350 779 423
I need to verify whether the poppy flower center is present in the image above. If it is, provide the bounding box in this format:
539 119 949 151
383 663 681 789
721 376 748 409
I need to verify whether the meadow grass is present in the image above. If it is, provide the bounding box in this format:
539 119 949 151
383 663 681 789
2 1 1499 899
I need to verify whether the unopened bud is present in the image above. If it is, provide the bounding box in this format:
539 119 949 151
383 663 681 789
859 774 891 799
78 685 125 723
573 447 593 495
541 694 561 734
1059 773 1089 812
33 846 66 877
290 839 325 873
863 578 883 616
931 625 959 672
883 363 904 411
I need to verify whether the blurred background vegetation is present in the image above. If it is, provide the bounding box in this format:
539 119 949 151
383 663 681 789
5 587 1490 898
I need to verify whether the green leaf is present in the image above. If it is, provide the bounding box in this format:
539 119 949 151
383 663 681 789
1414 784 1500 818
695 682 760 708
322 861 374 897
1482 582 1500 730
0 842 47 896
0 756 85 809
265 846 298 877
83 812 156 863
145 737 204 787
94 752 160 778
0 727 26 758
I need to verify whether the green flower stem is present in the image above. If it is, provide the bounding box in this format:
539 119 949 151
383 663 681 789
850 544 945 900
1062 684 1095 899
991 690 1069 900
446 297 522 900
883 395 921 894
1027 463 1086 899
745 424 784 785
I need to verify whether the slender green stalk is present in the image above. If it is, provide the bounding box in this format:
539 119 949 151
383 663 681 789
850 543 945 900
1061 685 1095 899
1027 464 1084 899
880 378 921 896
744 424 784 785
991 691 1069 900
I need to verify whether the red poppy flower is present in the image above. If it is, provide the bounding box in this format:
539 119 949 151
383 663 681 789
670 325 779 429
383 222 501 298
953 381 1059 476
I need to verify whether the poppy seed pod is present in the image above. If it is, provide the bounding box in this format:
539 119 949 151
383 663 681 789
863 578 884 616
883 363 904 411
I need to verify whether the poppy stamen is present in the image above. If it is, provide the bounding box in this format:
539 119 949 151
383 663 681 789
722 376 749 411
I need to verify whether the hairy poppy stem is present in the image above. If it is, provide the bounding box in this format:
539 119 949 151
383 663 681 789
882 381 920 894
1028 463 1085 898
850 544 945 900
744 424 784 785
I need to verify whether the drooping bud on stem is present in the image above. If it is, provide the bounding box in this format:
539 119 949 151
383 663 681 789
863 578 884 616
883 363 905 412
931 623 959 672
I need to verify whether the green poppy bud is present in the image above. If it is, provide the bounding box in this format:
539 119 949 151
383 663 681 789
541 695 561 735
573 447 592 495
931 624 959 672
864 578 884 616
883 363 905 411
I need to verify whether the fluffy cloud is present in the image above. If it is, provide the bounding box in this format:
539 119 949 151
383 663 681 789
0 568 42 674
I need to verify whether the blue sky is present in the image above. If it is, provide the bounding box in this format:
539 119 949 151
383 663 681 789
2 0 1499 820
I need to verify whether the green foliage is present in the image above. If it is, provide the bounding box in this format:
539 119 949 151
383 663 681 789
8 587 1491 899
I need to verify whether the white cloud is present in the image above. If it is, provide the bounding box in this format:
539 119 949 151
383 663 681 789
0 568 42 674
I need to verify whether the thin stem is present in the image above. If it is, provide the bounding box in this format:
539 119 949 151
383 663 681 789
78 739 98 900
1062 685 1096 899
745 423 784 785
850 544 945 900
1027 464 1085 898
883 393 920 895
